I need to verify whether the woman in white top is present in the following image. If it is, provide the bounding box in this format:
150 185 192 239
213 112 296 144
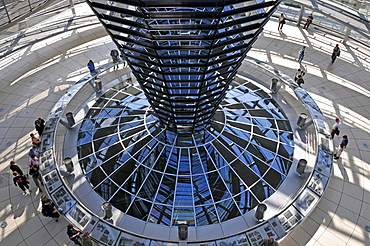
331 117 341 139
278 13 286 31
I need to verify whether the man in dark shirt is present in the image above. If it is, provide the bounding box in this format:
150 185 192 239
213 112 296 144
334 135 348 159
10 161 23 175
35 118 45 136
303 13 313 29
331 44 341 64
67 224 82 245
13 171 30 195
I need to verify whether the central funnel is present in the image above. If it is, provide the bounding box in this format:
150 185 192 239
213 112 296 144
86 0 281 132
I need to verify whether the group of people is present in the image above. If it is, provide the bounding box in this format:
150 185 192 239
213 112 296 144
278 13 342 72
87 49 122 76
330 117 349 159
40 195 93 245
295 43 340 67
66 224 93 246
277 13 313 32
293 76 349 158
279 14 349 158
296 44 340 69
11 118 45 195
279 13 342 88
10 117 94 244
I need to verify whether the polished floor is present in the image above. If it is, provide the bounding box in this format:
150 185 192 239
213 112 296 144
0 14 369 246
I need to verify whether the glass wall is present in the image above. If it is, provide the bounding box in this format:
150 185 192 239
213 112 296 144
0 0 85 28
276 1 370 46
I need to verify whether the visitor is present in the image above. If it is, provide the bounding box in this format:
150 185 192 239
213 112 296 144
296 75 305 87
29 164 43 192
13 171 30 195
278 13 286 31
303 13 313 29
10 161 23 175
331 117 341 139
28 154 40 167
87 60 95 73
331 44 340 64
294 68 305 82
81 231 93 246
35 118 45 136
298 46 306 63
67 224 83 246
42 199 61 222
259 236 279 246
29 145 40 158
334 135 348 159
110 49 119 70
30 133 41 147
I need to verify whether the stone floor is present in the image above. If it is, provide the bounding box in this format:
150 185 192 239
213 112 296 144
0 9 369 246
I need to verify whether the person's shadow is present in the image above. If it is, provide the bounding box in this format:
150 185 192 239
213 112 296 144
336 158 349 181
279 30 287 39
11 194 26 219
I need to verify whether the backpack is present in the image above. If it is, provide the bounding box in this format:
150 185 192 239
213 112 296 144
16 176 28 184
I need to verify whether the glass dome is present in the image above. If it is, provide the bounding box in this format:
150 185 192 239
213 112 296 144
77 78 294 227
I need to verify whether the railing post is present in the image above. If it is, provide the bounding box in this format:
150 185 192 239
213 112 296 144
343 26 351 44
1 0 11 24
297 5 305 27
68 0 76 15
27 0 32 11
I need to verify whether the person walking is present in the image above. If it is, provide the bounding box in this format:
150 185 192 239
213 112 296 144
259 236 279 246
42 199 61 222
294 68 305 82
330 117 341 139
303 13 313 29
110 49 119 70
13 171 31 195
10 161 24 175
29 164 44 192
298 46 306 63
67 224 83 246
334 135 348 159
331 44 341 64
278 13 286 31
